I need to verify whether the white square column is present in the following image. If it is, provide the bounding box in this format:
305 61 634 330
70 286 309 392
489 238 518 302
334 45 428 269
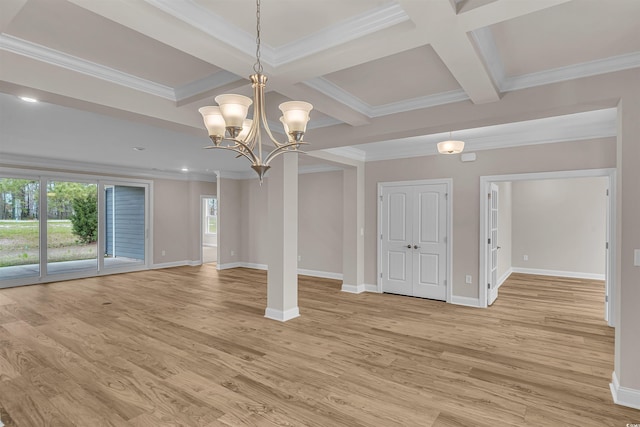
341 165 366 293
265 154 300 321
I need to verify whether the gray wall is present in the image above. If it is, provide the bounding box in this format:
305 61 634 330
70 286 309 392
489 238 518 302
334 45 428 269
511 177 607 276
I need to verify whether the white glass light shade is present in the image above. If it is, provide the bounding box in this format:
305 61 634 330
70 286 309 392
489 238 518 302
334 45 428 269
279 101 313 133
237 119 253 141
279 117 294 142
215 94 253 128
437 140 465 154
198 106 226 138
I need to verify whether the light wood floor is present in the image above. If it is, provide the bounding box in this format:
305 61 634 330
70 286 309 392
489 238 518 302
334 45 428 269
0 268 638 426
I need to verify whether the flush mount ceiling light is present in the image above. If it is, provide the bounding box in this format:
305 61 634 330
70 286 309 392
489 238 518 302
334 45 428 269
437 131 465 154
198 0 313 182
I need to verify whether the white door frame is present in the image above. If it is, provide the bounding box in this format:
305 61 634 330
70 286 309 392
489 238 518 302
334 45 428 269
479 168 616 327
377 178 453 303
199 194 217 264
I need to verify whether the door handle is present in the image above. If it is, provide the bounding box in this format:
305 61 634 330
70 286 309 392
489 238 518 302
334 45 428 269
414 245 420 249
406 245 412 249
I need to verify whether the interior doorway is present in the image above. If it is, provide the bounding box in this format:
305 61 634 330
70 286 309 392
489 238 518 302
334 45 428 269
480 169 615 327
201 196 217 264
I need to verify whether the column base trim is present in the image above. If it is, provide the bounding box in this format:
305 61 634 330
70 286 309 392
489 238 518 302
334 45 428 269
341 283 366 294
265 307 300 322
610 371 640 409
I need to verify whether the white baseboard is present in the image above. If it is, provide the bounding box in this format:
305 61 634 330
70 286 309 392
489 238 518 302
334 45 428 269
511 267 605 280
188 260 202 267
264 307 300 322
365 284 380 293
299 269 343 280
217 262 242 270
203 243 217 247
451 295 482 308
497 267 513 288
610 371 640 410
341 283 366 294
152 260 190 269
216 262 342 281
242 262 268 270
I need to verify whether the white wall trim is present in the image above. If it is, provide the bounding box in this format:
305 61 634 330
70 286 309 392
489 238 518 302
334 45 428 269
299 269 343 280
511 267 605 281
264 307 300 322
497 267 513 288
451 296 482 308
365 283 380 293
241 262 268 270
187 260 202 267
341 283 366 294
217 262 243 270
502 51 640 93
0 34 175 100
173 70 242 101
152 260 190 269
610 371 640 410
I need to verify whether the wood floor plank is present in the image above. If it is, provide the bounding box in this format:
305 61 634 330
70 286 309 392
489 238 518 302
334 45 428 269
0 268 638 426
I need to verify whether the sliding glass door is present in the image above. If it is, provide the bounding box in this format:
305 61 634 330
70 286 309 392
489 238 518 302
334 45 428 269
0 171 150 288
0 177 40 280
103 183 147 270
46 180 98 276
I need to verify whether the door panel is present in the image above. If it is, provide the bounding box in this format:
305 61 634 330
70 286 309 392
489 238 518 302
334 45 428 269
418 191 439 243
381 187 413 295
488 183 499 305
388 193 408 242
381 182 448 301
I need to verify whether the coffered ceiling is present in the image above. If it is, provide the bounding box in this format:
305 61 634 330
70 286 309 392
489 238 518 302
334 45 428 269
0 0 638 178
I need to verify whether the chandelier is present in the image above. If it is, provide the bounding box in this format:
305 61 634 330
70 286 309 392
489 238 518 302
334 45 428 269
198 0 313 182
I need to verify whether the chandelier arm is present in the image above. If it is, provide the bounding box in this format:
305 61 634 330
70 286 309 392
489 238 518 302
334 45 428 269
209 138 261 165
263 142 308 166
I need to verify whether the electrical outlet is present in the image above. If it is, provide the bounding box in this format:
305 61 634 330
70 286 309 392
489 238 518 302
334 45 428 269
523 254 528 261
230 250 235 256
465 275 472 284
161 250 166 256
634 249 640 266
298 255 301 261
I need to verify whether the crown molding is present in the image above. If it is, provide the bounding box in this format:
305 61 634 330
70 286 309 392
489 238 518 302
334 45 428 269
271 2 409 67
215 170 255 180
303 77 370 116
323 146 368 162
144 0 408 68
342 108 616 162
371 90 470 117
298 164 343 175
0 33 176 100
501 51 640 92
304 77 470 118
0 153 217 182
470 28 640 93
174 70 242 101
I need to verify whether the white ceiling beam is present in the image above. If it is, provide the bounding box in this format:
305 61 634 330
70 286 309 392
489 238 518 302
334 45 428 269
458 0 572 31
276 83 370 127
0 0 27 32
399 0 500 104
431 32 500 104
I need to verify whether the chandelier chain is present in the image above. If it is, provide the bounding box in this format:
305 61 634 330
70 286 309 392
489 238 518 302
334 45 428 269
253 0 263 74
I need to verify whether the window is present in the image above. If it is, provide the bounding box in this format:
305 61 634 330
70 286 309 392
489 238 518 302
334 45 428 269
205 197 217 235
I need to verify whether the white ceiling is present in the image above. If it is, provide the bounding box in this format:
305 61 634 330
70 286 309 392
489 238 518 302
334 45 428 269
0 0 638 179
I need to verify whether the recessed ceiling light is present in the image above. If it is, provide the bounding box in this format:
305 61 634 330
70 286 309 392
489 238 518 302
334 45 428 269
181 167 189 172
133 147 145 151
19 96 38 103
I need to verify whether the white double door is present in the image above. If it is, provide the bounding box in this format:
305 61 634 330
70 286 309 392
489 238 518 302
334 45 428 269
380 182 448 301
